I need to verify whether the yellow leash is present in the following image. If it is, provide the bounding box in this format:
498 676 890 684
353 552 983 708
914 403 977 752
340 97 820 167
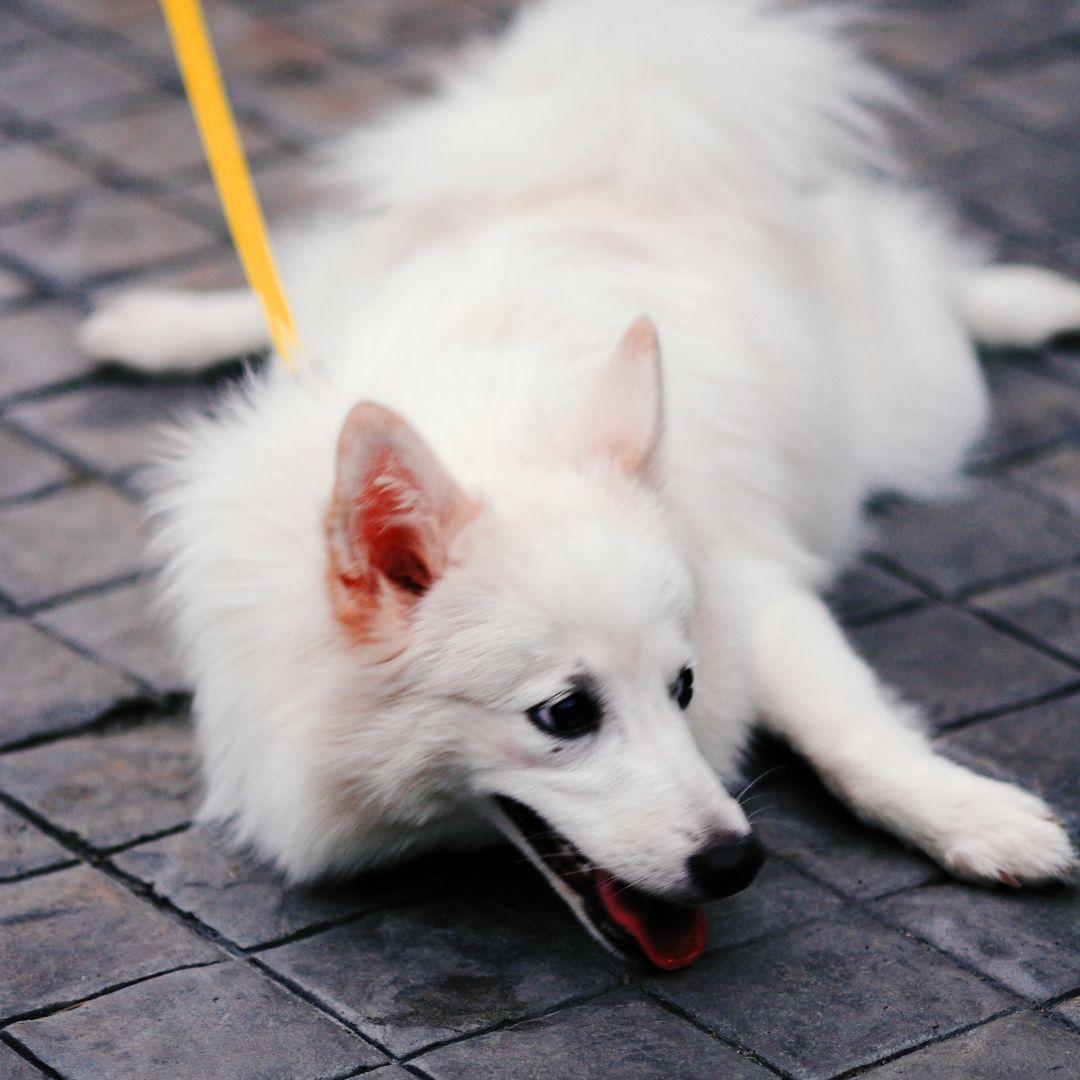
160 0 305 370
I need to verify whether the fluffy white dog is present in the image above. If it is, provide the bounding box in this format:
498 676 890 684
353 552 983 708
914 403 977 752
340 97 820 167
82 0 1078 970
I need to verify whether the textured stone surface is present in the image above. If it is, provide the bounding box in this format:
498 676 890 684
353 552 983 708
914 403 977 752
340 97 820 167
0 426 74 501
0 303 92 401
0 141 92 213
645 909 1012 1079
1057 996 1080 1030
8 961 384 1079
0 864 220 1018
0 39 149 120
262 899 616 1054
876 883 1080 1001
0 483 147 607
7 381 216 478
867 483 1080 597
113 824 379 949
0 719 197 850
979 359 1080 462
0 191 217 285
36 578 185 692
862 1010 1080 1078
850 604 1077 727
0 803 74 881
415 990 773 1079
973 567 1080 661
752 769 943 899
939 693 1080 832
1008 444 1080 518
702 856 844 952
827 562 923 625
71 96 277 182
0 619 138 746
0 1043 46 1080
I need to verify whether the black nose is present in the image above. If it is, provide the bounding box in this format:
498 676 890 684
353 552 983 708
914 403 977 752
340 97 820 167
687 833 766 899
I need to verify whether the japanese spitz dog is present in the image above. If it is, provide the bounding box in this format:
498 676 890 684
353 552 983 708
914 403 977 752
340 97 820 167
82 0 1078 970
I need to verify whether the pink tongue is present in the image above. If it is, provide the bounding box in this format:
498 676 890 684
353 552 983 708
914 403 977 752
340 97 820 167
596 872 707 971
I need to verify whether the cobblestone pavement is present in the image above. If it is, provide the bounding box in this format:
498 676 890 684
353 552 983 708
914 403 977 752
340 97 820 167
0 1 1078 1077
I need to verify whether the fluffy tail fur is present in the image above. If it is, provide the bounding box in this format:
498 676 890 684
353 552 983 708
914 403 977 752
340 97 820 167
961 264 1080 347
78 288 267 373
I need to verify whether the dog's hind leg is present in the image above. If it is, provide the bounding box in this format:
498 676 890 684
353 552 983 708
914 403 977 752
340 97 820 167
79 288 268 372
731 558 1075 886
961 263 1080 347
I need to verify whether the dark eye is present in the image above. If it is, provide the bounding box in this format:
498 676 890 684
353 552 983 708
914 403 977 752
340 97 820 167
526 690 602 739
670 666 693 709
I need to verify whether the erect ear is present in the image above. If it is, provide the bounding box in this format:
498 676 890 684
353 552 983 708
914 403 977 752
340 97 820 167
579 316 663 476
326 403 471 638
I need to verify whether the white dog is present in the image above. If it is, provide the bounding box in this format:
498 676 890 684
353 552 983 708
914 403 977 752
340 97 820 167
81 0 1078 970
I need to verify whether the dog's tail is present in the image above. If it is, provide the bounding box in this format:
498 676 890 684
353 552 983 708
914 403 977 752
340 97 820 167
78 288 269 373
961 264 1080 348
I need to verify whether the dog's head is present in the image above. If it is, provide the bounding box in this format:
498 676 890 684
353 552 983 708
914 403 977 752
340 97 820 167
324 318 762 969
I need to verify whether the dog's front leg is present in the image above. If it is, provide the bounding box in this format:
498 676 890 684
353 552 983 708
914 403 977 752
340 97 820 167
731 560 1075 886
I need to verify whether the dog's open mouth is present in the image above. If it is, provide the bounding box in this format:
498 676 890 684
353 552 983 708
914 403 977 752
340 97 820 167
492 795 707 971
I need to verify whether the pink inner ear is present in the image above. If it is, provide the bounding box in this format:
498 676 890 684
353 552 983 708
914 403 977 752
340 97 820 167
354 452 434 596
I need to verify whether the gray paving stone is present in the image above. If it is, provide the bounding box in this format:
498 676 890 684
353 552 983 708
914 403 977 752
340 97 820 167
0 303 91 401
979 360 1080 463
850 604 1077 728
959 134 1080 246
702 856 844 951
113 824 380 949
644 908 1011 1080
875 882 1080 1001
8 381 214 478
262 898 616 1055
7 960 384 1079
0 426 74 501
939 693 1080 832
0 803 73 882
868 0 1069 79
1041 349 1080 390
0 864 220 1018
0 141 92 211
0 1043 46 1080
1008 444 1080 518
1057 995 1080 1030
862 1009 1080 1078
0 10 40 51
972 567 1080 662
415 990 772 1079
0 190 218 285
36 578 184 692
0 265 27 304
967 56 1080 135
0 39 149 121
867 483 1080 596
0 483 147 607
751 770 942 899
827 562 924 624
0 619 138 746
71 95 277 182
0 718 197 850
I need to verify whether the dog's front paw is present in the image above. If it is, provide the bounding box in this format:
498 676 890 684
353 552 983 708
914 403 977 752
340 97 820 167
928 772 1075 887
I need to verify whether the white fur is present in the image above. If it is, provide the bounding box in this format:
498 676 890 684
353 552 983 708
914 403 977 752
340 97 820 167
83 0 1074 892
